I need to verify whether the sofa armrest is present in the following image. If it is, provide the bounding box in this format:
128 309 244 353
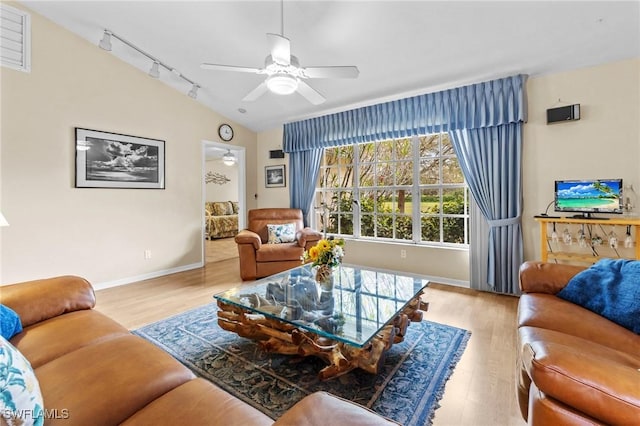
273 391 399 426
522 340 640 425
519 261 586 294
0 276 95 328
296 228 322 248
235 229 261 250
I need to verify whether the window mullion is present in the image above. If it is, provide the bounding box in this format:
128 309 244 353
353 143 361 238
412 136 421 242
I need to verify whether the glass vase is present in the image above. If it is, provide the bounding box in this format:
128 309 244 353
315 264 334 292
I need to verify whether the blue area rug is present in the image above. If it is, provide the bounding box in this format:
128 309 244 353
134 303 470 425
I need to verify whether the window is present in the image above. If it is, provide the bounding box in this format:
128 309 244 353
315 133 469 246
1 4 31 72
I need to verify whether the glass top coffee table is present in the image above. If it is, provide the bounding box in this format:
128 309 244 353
214 263 429 380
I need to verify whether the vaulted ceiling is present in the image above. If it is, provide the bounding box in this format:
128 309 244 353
21 1 640 132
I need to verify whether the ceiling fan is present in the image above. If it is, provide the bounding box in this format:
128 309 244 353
200 2 359 105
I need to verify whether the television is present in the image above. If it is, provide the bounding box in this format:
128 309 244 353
554 179 623 217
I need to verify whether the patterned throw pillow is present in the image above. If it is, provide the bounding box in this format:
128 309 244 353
267 223 296 244
231 202 239 214
211 202 228 216
0 336 44 426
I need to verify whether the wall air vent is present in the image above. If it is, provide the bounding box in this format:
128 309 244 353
1 4 31 72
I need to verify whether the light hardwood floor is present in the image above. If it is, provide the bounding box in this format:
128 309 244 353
95 258 526 426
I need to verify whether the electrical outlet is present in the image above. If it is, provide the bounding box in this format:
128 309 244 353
400 249 407 259
144 250 152 259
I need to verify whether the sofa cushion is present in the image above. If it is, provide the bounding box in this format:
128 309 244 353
10 309 130 369
556 259 640 333
211 201 232 216
267 223 296 244
0 336 44 426
1 304 22 340
121 378 272 426
35 334 195 426
274 391 399 426
256 242 304 262
231 201 239 214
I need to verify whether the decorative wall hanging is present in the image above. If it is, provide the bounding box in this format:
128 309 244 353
265 165 286 188
75 128 165 189
205 171 230 185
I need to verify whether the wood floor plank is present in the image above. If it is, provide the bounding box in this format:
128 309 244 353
95 260 525 426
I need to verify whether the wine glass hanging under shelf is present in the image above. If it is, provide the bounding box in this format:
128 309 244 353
546 222 635 258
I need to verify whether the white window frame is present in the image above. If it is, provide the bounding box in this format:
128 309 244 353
1 4 31 73
315 134 469 247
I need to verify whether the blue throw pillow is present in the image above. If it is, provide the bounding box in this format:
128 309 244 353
557 259 640 334
0 304 23 340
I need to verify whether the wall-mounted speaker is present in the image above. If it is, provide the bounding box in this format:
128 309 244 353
546 104 580 124
269 149 285 159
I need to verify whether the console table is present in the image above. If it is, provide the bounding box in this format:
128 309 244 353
535 216 640 264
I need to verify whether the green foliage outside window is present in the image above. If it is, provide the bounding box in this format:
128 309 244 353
316 134 468 245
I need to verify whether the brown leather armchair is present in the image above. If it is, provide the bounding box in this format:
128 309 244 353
235 208 322 280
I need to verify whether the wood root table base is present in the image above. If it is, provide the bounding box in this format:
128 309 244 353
216 291 429 381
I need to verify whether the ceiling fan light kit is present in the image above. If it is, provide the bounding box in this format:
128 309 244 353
266 73 298 95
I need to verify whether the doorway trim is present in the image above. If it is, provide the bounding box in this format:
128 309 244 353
201 140 246 264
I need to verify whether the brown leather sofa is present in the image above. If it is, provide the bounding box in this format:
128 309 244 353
516 261 640 425
235 208 322 280
1 275 397 425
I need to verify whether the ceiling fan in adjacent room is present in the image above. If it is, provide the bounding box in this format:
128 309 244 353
200 2 359 105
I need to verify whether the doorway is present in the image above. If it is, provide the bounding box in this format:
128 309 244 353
202 140 246 265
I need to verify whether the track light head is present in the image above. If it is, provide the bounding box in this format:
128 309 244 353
188 84 199 99
149 61 160 78
98 30 112 51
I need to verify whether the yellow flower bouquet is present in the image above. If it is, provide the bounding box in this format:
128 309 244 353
302 237 345 268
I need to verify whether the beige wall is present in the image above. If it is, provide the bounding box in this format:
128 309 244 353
523 58 640 262
0 3 257 286
256 127 289 208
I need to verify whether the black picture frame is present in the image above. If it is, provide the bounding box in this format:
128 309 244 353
265 164 286 188
75 128 165 189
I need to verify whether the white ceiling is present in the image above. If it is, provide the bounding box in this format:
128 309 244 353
20 1 640 132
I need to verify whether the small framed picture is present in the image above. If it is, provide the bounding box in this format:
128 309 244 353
75 128 165 189
265 165 286 188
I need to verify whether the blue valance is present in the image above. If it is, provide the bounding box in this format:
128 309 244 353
284 74 527 152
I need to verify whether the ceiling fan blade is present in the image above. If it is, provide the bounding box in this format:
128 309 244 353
200 63 261 73
303 66 360 79
296 80 326 105
242 82 269 102
266 33 290 66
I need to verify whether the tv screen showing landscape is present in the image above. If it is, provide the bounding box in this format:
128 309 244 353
555 179 623 214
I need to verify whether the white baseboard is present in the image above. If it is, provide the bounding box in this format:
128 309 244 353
93 262 204 291
422 275 470 288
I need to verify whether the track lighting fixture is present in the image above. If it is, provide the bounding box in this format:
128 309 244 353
222 150 236 166
98 29 201 99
